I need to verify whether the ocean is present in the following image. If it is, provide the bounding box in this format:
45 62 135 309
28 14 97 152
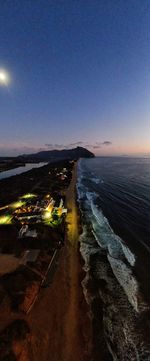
77 157 150 360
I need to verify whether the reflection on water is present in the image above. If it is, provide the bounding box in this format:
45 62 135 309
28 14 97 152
0 162 47 180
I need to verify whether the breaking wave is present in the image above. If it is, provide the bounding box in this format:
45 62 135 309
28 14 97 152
77 158 150 360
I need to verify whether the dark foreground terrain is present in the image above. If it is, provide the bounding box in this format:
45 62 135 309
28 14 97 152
0 160 91 361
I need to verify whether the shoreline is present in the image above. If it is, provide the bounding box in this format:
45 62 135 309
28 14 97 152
64 160 92 360
25 160 92 361
0 160 92 361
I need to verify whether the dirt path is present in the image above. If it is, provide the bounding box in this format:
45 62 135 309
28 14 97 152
27 162 92 361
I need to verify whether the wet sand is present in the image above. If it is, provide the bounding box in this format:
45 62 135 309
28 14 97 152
27 162 92 361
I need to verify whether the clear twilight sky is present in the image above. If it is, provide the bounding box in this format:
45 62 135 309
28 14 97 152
0 0 150 157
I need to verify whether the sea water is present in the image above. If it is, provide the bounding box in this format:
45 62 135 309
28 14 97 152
77 157 150 360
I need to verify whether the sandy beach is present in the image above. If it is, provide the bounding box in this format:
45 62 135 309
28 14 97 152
26 162 92 361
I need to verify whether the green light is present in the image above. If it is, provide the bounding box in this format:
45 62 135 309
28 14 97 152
10 201 26 209
20 193 37 199
0 215 12 224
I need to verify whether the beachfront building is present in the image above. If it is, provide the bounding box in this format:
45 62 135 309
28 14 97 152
0 192 67 229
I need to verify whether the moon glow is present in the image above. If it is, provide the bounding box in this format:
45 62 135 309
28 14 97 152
0 70 10 86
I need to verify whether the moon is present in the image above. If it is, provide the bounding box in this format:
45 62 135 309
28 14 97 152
0 69 10 86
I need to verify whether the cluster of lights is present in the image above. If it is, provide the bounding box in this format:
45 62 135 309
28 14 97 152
0 192 67 228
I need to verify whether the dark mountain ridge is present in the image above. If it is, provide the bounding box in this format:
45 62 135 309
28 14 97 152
17 146 95 162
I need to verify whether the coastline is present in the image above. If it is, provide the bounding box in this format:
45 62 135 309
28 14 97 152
75 156 150 360
0 160 92 361
64 160 92 360
26 161 92 361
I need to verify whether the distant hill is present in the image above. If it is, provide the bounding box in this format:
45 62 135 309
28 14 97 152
17 147 95 162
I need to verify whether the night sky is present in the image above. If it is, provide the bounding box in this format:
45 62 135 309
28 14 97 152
0 0 150 156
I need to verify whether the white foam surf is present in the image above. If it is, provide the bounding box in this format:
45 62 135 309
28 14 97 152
77 162 149 313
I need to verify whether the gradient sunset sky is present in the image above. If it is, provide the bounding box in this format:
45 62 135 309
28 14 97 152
0 0 150 156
